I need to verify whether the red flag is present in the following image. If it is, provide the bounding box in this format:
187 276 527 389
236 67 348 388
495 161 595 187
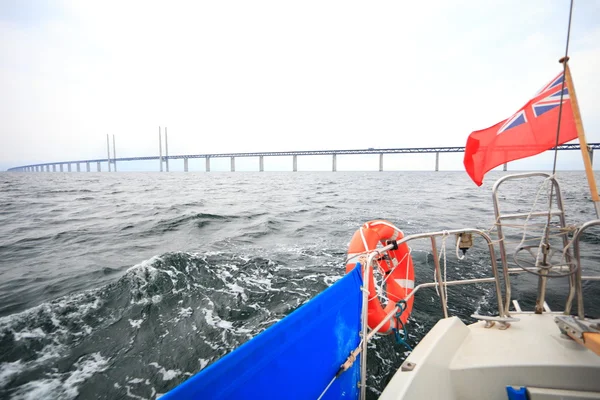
464 72 577 186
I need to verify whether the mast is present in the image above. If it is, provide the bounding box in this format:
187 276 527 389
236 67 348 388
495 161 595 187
560 57 600 218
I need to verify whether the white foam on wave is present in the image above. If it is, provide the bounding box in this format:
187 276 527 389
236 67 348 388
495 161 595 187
178 307 193 318
10 352 109 400
217 320 233 329
13 327 46 341
11 378 63 400
0 291 102 340
129 319 144 329
126 255 162 274
202 307 233 330
62 353 110 396
245 275 278 291
198 359 209 370
0 360 24 388
126 256 166 305
122 376 153 400
0 286 108 391
149 362 181 381
323 275 342 285
225 282 248 301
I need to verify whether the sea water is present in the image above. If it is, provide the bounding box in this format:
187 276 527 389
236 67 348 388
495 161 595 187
1 171 599 399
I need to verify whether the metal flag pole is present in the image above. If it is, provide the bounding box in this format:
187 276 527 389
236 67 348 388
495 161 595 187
560 57 600 218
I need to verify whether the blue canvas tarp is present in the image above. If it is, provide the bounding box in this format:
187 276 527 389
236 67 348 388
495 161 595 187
161 266 363 399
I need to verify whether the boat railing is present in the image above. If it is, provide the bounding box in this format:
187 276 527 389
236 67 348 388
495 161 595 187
491 172 600 318
356 228 510 399
491 172 576 315
353 173 600 398
573 219 600 318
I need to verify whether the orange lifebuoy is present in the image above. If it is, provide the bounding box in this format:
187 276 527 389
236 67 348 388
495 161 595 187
345 220 414 334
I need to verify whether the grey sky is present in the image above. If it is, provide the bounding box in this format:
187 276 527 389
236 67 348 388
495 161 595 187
1 0 599 171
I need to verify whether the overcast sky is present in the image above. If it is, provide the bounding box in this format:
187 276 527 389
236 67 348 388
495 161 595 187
1 0 599 172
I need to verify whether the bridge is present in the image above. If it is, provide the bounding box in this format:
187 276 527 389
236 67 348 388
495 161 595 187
7 141 600 173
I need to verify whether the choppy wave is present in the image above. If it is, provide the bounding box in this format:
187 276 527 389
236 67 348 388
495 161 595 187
0 252 343 399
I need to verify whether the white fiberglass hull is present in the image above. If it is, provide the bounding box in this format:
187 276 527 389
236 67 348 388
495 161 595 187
380 313 600 399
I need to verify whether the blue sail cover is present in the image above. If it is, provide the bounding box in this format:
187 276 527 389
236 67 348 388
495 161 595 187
161 266 363 400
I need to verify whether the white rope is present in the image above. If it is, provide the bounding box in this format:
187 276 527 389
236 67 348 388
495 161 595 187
434 231 449 308
369 246 413 303
317 375 337 400
524 176 555 268
441 233 448 305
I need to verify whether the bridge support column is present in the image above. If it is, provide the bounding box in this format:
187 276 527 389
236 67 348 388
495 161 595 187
97 162 101 172
86 162 90 172
293 155 297 172
52 165 56 172
60 164 64 172
76 163 80 172
259 156 264 172
164 128 169 172
379 153 383 172
230 157 235 172
435 152 439 172
589 149 594 167
206 157 210 172
113 135 117 172
503 162 508 171
158 127 163 172
184 158 189 172
106 134 111 172
332 154 337 172
46 165 50 172
67 163 72 172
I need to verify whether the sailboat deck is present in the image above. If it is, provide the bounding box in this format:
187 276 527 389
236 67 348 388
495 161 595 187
380 314 600 400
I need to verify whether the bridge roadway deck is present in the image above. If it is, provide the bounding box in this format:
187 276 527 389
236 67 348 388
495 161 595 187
8 143 600 171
